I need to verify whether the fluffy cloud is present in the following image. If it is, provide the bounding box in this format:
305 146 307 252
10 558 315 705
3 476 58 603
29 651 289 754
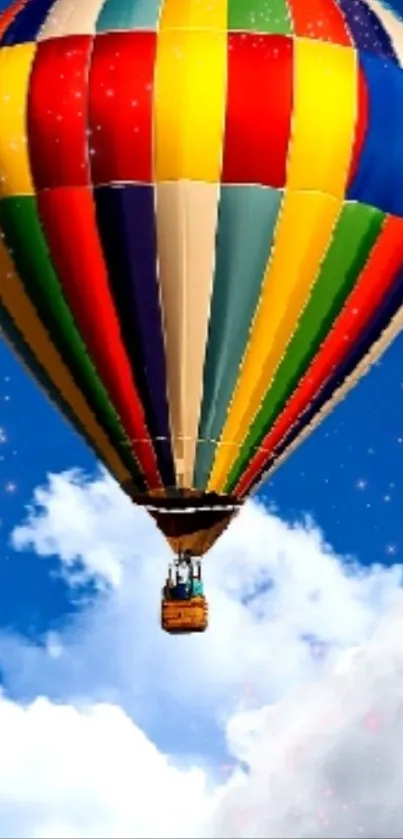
0 468 402 838
0 694 212 839
213 600 403 838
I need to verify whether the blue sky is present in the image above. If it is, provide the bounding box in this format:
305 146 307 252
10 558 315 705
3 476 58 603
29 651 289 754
0 339 96 638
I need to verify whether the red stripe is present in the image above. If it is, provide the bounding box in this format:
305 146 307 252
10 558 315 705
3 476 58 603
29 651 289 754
222 34 293 188
235 216 403 497
0 0 28 38
347 63 369 188
27 36 91 190
287 0 351 45
88 32 156 185
37 187 162 489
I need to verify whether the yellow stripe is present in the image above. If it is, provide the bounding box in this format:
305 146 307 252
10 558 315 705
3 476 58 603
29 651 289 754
0 45 35 197
154 17 227 181
0 241 131 486
159 0 227 29
207 39 357 492
287 40 357 196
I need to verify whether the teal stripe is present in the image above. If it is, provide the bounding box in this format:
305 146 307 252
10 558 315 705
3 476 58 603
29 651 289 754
193 186 282 490
96 0 162 31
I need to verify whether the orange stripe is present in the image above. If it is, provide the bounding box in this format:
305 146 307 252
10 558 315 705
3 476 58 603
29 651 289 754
287 0 351 44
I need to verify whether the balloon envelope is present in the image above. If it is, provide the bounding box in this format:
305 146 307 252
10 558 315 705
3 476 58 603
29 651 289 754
0 0 402 553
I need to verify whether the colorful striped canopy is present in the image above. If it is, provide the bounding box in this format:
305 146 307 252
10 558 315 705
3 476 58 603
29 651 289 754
0 0 403 554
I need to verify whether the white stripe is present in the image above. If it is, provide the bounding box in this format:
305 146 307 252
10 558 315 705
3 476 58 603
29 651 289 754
365 0 403 64
145 504 242 514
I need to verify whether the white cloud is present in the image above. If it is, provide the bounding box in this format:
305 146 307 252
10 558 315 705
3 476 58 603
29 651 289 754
0 467 402 838
212 598 403 838
0 694 213 839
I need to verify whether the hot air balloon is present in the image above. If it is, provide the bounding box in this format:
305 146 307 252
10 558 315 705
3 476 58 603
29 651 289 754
0 0 403 634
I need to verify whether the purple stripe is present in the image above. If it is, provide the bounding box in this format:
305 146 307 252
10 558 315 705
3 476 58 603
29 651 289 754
94 184 175 487
252 264 403 488
338 0 398 62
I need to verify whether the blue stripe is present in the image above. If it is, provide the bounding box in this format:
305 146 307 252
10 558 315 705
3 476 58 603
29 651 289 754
0 0 56 44
338 0 398 61
347 53 403 217
94 184 175 487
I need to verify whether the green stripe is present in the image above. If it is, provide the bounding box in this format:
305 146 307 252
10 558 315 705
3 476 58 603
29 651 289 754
0 196 145 489
96 0 162 30
228 0 292 33
194 186 282 490
225 202 385 492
